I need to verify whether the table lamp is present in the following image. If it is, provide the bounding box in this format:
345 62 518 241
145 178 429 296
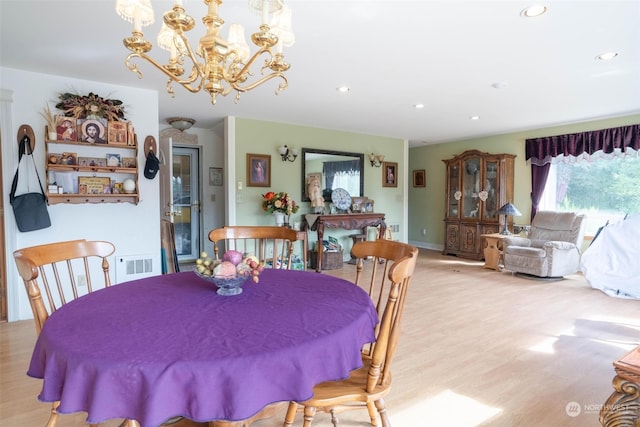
498 202 522 234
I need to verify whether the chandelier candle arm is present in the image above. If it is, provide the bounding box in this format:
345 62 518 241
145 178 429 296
117 0 294 106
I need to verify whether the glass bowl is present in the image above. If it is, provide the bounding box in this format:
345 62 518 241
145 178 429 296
194 271 250 296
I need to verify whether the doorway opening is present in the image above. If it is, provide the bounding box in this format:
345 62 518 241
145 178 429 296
172 146 202 263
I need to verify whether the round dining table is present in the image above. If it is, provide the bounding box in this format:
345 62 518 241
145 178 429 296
27 269 378 427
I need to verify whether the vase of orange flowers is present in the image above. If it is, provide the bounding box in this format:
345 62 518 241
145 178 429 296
262 191 299 227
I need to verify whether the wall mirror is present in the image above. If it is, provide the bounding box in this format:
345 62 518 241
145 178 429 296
301 148 364 202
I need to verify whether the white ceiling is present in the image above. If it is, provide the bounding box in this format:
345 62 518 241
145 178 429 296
1 0 639 147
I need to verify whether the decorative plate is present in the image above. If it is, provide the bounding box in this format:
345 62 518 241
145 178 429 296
331 188 352 211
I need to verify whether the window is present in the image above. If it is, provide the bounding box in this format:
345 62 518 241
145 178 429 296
323 160 361 196
540 155 640 234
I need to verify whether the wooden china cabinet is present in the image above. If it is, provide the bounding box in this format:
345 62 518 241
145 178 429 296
443 150 515 260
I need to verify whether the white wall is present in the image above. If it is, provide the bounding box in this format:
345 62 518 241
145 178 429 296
1 67 161 321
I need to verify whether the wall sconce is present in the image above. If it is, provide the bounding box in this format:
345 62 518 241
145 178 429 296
278 145 298 162
369 153 385 167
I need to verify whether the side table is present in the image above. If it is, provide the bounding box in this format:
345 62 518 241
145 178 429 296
480 233 509 271
600 346 640 426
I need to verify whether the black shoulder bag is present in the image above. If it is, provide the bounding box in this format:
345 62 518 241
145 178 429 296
10 134 52 232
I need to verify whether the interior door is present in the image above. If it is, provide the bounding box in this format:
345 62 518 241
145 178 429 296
170 146 201 262
159 135 175 223
0 132 6 321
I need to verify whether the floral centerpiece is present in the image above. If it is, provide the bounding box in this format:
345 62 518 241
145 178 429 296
262 191 299 227
262 191 299 215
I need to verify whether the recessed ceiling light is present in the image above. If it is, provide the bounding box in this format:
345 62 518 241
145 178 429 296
336 86 350 93
596 52 618 61
521 5 548 18
470 116 480 121
414 103 425 109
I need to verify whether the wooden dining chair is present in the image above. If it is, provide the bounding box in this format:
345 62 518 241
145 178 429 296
208 226 299 269
283 240 419 427
13 239 139 427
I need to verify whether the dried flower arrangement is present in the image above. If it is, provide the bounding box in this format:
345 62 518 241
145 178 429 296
55 92 127 121
39 103 57 131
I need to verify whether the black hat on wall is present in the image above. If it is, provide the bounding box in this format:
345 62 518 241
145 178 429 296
144 150 160 179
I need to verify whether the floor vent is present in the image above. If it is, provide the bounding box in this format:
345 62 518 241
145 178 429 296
115 254 156 283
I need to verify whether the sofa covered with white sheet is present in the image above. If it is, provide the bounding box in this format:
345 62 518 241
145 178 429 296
580 214 640 299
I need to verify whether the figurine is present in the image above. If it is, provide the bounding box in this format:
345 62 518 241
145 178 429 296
307 175 325 214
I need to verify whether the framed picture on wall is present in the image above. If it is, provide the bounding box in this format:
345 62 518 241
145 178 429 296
209 167 223 186
382 162 398 188
79 119 107 144
107 121 128 145
413 169 426 187
55 116 77 141
246 153 271 187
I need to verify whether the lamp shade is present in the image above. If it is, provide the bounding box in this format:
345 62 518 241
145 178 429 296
227 23 251 62
157 23 186 55
498 203 522 217
270 5 295 47
116 0 155 29
249 0 284 24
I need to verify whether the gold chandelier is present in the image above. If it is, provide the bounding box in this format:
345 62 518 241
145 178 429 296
116 0 294 105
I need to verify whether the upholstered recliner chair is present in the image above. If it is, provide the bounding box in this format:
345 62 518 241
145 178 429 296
502 211 586 278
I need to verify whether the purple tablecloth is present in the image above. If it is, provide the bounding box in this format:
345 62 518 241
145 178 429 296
27 269 378 427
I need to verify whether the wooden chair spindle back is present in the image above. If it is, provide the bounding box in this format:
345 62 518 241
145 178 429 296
208 226 299 269
351 240 419 387
13 239 115 335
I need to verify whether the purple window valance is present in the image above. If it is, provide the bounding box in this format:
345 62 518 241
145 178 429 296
526 124 640 166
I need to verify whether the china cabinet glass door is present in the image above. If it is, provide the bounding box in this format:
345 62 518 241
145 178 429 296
482 159 499 220
448 164 460 217
462 157 481 218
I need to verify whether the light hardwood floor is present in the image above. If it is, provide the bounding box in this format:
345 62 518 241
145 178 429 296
1 249 638 427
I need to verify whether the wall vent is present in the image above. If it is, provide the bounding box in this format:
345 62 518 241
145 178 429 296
389 223 400 233
115 254 156 283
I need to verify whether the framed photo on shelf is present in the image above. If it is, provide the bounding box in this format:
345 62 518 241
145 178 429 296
122 157 136 168
413 169 426 187
108 121 128 145
246 153 271 187
364 200 375 212
79 119 107 144
55 116 77 141
78 157 106 167
382 162 398 188
209 167 223 186
351 197 368 213
106 153 122 167
60 152 78 166
78 176 111 194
